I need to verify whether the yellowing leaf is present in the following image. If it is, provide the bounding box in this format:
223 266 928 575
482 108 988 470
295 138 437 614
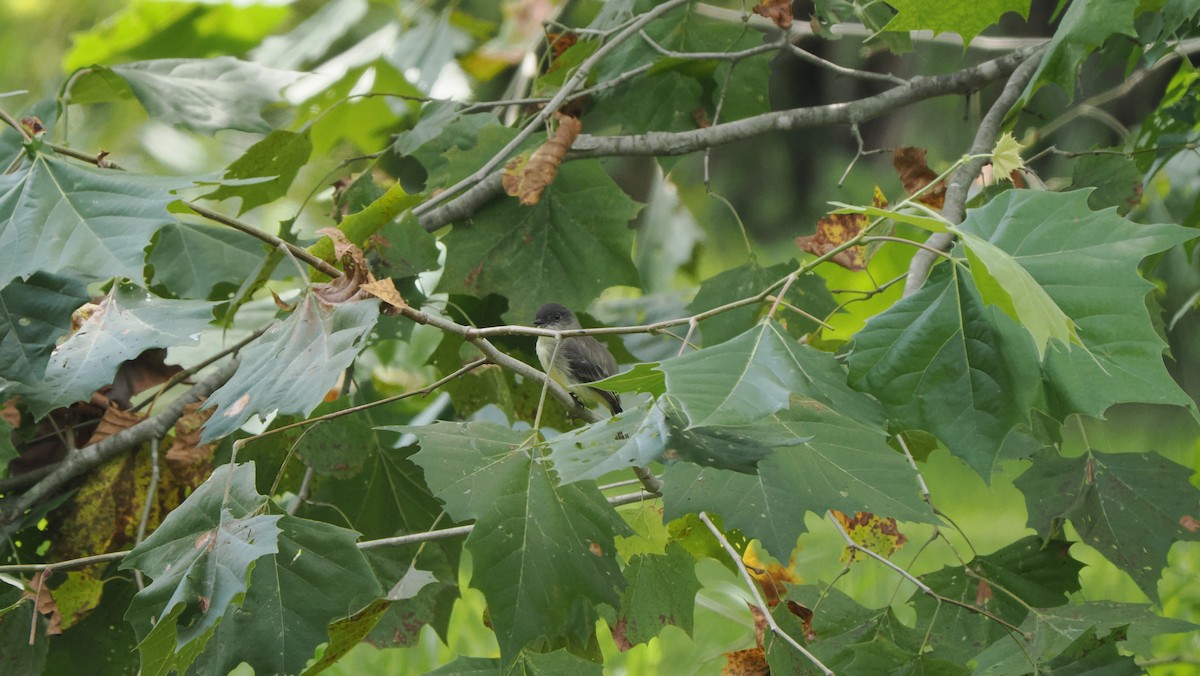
832 510 907 562
991 132 1026 180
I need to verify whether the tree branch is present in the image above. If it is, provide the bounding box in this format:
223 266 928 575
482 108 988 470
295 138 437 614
0 360 240 529
903 48 1045 297
418 45 1044 233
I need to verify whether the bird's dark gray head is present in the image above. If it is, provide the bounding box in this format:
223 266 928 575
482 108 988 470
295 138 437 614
533 302 577 329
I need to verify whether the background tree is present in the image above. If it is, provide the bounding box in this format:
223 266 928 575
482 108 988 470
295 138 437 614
1 0 1198 673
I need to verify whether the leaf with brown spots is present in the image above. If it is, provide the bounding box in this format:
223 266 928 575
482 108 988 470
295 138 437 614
832 509 907 562
743 543 801 606
797 187 884 271
502 112 581 206
752 0 793 29
893 147 946 209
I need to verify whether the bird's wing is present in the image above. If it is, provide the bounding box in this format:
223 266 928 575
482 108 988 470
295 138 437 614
561 336 618 383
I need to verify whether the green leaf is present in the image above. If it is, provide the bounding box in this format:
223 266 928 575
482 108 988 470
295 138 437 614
973 602 1196 674
373 210 441 280
663 398 934 558
848 264 1043 480
1044 628 1141 675
913 536 1083 662
956 230 1076 358
0 417 15 470
190 514 382 676
35 282 214 416
439 159 642 324
665 407 802 474
1027 0 1138 98
406 421 629 659
122 463 279 649
203 129 313 214
613 542 701 647
882 0 1031 46
88 57 301 134
503 649 604 675
955 189 1198 418
1070 154 1144 215
251 0 369 71
590 362 665 396
0 272 89 387
546 400 669 484
1014 450 1200 602
428 656 501 674
664 321 886 429
686 260 834 346
587 70 702 137
145 222 268 300
0 154 190 283
200 295 378 442
830 203 949 233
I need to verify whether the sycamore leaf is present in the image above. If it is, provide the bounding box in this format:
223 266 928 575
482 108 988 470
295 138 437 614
828 203 949 234
892 147 946 209
88 57 302 134
200 295 378 442
663 397 935 558
440 159 641 324
686 259 835 346
406 421 629 660
36 282 214 416
146 223 268 300
798 188 885 271
0 272 89 388
0 154 190 283
956 189 1197 418
122 463 279 650
831 510 907 563
189 515 381 676
990 131 1026 179
661 321 883 429
973 602 1196 674
752 0 793 29
1015 450 1200 602
501 113 581 206
545 400 670 484
1026 0 1138 99
882 0 1031 45
848 264 1042 480
613 543 702 649
912 536 1083 663
955 230 1076 358
203 129 313 215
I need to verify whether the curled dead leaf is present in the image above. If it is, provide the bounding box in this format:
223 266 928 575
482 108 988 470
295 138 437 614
90 406 144 445
976 579 994 607
893 147 946 209
786 600 817 642
361 278 407 314
752 0 793 29
23 571 63 636
797 187 884 271
502 112 582 206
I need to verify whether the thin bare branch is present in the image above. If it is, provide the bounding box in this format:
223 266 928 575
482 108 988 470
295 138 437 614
699 512 834 675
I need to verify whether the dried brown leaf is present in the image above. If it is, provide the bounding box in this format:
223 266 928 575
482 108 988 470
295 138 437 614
893 147 945 209
90 406 144 445
23 571 63 636
722 647 770 676
752 0 793 29
797 187 884 271
361 278 407 314
502 112 582 206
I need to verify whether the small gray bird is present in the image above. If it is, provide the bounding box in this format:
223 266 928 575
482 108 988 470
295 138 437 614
532 303 622 415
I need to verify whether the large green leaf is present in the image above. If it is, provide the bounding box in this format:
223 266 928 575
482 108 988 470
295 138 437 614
663 397 935 558
545 400 670 484
83 57 301 134
973 602 1197 674
663 321 885 429
146 222 268 300
1026 0 1138 98
912 536 1083 663
847 264 1042 480
882 0 1031 45
613 542 701 648
0 154 190 283
35 282 214 416
200 295 378 442
203 129 313 214
0 272 89 388
1014 449 1200 602
122 463 279 651
439 159 642 324
406 421 629 659
189 514 382 675
956 189 1197 418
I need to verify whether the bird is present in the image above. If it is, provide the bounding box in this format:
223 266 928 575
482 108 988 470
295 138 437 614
532 302 622 415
